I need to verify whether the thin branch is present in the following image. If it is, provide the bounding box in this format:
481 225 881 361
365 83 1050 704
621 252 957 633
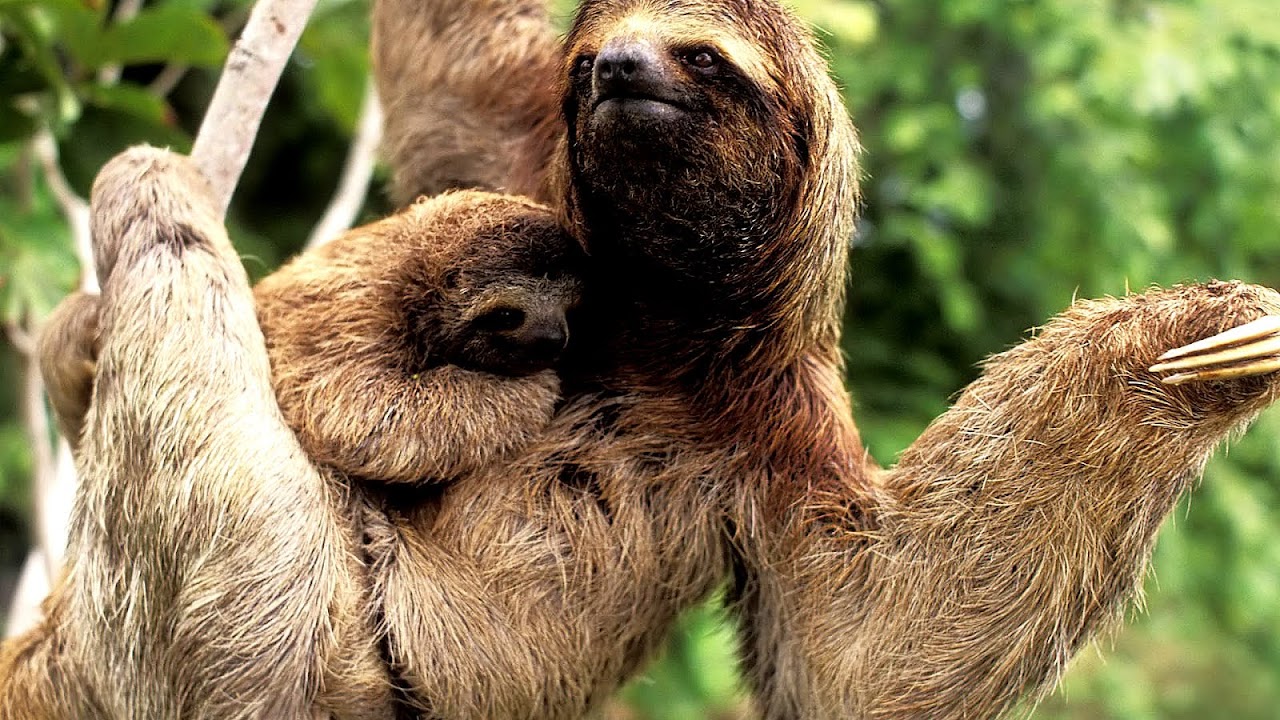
146 6 254 100
31 132 95 294
4 321 34 355
148 63 190 97
14 337 51 491
44 441 77 579
306 81 383 249
13 129 94 629
190 0 321 215
5 130 88 636
8 324 59 581
4 551 48 639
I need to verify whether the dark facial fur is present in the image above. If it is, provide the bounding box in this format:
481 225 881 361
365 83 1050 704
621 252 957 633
564 2 798 284
402 224 582 378
550 0 861 384
561 1 842 307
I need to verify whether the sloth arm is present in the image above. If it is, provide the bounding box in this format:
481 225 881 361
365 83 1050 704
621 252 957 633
372 0 562 205
28 147 386 717
738 283 1280 719
38 230 561 487
254 232 562 485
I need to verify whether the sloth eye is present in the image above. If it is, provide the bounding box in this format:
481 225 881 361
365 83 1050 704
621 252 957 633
574 55 595 76
681 48 720 70
474 306 526 332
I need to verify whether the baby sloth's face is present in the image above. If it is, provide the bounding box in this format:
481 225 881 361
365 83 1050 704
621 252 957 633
442 270 582 377
393 195 587 379
396 250 583 379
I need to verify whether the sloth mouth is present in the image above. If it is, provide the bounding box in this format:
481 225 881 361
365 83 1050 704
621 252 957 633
592 92 689 119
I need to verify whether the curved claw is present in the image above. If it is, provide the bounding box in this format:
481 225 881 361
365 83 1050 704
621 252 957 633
1151 315 1280 385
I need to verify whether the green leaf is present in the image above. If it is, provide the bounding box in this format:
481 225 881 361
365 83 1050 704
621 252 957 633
0 192 78 324
81 5 229 69
298 0 370 130
0 1 83 125
83 81 170 126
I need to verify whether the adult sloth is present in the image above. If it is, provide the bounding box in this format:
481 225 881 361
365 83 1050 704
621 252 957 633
379 0 1280 717
4 1 1280 719
2 0 852 716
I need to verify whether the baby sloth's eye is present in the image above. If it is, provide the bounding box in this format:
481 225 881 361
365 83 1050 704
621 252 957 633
474 306 526 332
574 55 595 76
681 48 720 71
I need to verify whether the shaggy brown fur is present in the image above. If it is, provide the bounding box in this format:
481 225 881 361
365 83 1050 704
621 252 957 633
6 1 854 714
7 1 1280 719
373 0 561 205
33 191 581 485
6 171 588 718
373 0 1280 717
256 191 582 483
0 148 395 718
356 0 874 714
734 282 1280 719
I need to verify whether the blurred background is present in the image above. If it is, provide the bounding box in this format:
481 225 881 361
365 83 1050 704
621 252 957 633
2 0 1280 716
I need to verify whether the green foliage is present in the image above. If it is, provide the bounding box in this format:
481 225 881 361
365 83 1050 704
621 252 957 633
3 1 1280 717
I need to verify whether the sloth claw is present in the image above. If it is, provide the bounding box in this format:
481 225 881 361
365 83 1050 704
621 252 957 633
1152 315 1280 385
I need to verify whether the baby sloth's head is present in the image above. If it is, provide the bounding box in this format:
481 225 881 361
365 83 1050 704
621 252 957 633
256 190 586 483
409 241 581 378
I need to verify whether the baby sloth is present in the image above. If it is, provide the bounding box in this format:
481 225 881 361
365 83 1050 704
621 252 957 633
256 190 584 484
39 190 582 486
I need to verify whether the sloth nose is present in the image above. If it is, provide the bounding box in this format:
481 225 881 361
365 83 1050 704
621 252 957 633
508 315 569 359
594 39 666 97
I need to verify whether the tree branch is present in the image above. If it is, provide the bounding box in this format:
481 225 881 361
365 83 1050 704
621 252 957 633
6 131 96 635
147 63 190 97
31 132 94 294
4 551 48 639
190 0 321 215
4 320 69 591
307 81 382 249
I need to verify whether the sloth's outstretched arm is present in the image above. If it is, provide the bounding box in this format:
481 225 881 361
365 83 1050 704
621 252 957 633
372 0 562 205
14 147 385 717
741 282 1280 719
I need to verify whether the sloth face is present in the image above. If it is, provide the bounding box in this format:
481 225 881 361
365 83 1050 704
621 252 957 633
563 1 794 175
398 223 585 378
558 0 831 296
441 273 582 377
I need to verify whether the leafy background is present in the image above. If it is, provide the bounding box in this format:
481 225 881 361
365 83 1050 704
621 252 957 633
2 0 1280 717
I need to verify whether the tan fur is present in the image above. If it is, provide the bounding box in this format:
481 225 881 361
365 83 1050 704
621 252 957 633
372 0 561 204
35 191 577 486
734 282 1280 719
256 190 579 483
8 1 1280 719
1 148 393 719
11 186 584 717
36 292 99 452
